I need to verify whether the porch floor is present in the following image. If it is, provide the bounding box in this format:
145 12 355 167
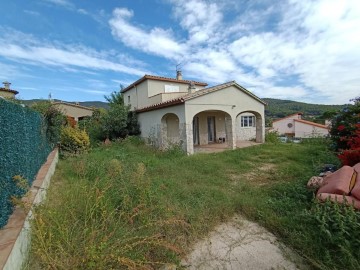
194 141 261 153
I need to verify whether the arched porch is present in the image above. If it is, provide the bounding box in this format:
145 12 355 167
235 111 264 143
160 113 181 148
191 110 233 153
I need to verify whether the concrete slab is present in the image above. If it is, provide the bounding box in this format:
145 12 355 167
182 215 308 270
194 141 262 153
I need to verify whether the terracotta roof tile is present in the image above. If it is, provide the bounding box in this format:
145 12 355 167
272 112 303 123
294 119 328 129
136 81 266 113
52 101 95 111
0 88 19 95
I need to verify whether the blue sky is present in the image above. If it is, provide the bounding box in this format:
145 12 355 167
0 0 359 104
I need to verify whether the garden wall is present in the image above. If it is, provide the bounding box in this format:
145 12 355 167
0 99 51 228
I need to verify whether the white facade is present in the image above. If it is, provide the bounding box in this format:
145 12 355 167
123 75 266 154
272 113 329 138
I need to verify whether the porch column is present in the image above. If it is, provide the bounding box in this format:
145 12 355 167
179 122 188 152
255 117 264 143
225 117 236 150
185 122 194 155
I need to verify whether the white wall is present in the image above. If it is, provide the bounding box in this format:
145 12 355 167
137 104 187 150
294 122 329 137
125 79 207 110
272 119 295 135
236 113 256 141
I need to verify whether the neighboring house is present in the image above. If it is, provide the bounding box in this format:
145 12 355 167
0 82 18 99
272 113 329 138
122 72 266 154
53 101 94 122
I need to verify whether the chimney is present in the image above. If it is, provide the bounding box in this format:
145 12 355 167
188 81 196 94
176 70 182 80
2 81 11 89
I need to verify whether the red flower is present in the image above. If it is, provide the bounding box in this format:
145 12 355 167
337 125 346 131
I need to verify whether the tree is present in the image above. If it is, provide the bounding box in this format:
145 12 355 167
101 90 140 139
329 97 360 166
31 101 66 146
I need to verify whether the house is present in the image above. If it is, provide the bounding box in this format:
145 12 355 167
272 113 329 138
0 82 18 99
122 72 266 154
52 101 94 122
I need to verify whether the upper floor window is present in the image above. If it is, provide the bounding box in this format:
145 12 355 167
164 85 180 93
128 96 130 103
241 116 255 127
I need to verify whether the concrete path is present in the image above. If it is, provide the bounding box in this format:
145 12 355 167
194 141 261 153
181 215 308 270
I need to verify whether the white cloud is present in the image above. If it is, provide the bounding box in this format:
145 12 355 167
109 0 360 104
23 10 40 16
0 29 147 77
172 0 223 44
109 8 186 60
43 0 74 9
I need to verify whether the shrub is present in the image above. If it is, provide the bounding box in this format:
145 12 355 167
329 97 360 166
31 101 66 146
80 91 141 142
265 130 279 143
60 126 90 155
310 199 360 269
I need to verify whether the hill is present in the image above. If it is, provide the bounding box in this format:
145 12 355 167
263 98 348 124
22 99 109 109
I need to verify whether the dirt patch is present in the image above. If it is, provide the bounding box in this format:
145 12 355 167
228 163 277 186
181 215 308 270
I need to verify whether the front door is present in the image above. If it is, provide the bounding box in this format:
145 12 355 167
207 116 216 143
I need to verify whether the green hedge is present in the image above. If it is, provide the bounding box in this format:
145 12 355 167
0 99 51 228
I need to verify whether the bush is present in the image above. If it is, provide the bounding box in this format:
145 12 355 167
79 91 141 143
265 130 279 143
31 101 66 146
329 97 360 166
60 126 90 155
310 199 360 269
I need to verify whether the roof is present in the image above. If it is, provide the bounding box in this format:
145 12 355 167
272 112 303 123
121 74 208 93
294 119 328 129
53 101 95 111
136 81 266 113
0 87 19 95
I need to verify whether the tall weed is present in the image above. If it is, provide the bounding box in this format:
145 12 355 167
308 199 360 269
29 156 187 269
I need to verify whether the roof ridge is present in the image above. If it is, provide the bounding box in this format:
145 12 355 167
53 101 95 110
294 118 328 128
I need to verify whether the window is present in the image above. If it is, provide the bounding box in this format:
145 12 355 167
241 116 255 127
164 85 180 93
128 96 130 103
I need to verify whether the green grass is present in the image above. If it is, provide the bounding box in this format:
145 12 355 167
27 137 360 269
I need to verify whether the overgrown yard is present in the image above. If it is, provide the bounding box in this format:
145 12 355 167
27 138 360 269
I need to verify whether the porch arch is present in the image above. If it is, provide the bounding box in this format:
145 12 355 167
235 111 264 143
161 113 180 147
191 110 233 151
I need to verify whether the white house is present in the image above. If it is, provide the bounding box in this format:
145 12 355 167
122 72 266 154
272 113 329 138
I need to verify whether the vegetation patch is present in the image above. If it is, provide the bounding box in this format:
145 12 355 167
27 137 360 269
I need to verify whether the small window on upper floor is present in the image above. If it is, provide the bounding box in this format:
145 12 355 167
128 96 130 103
